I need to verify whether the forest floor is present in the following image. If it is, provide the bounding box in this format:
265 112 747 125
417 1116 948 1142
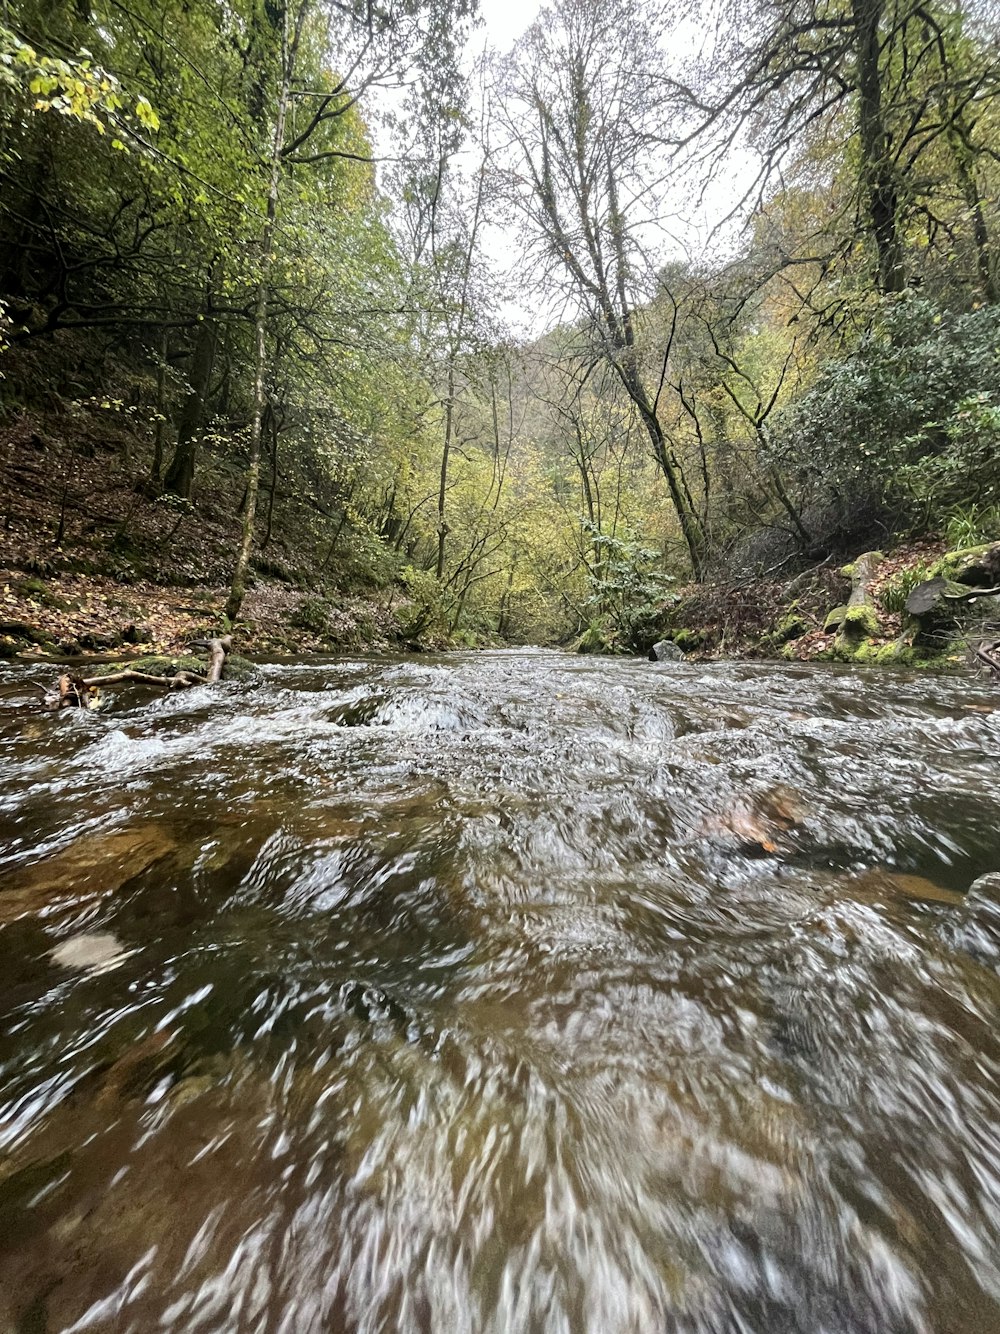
0 398 424 662
655 536 997 670
2 393 992 671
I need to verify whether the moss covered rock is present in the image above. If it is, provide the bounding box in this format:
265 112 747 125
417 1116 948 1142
841 603 881 637
92 652 257 682
931 542 1000 586
771 611 808 644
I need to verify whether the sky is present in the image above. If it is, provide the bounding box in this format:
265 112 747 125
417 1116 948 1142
373 0 755 338
475 0 543 51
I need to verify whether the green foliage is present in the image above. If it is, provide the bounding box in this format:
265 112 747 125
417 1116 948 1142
773 297 1000 534
877 563 935 614
396 567 448 641
0 23 155 138
583 524 675 651
290 597 331 636
575 623 613 654
943 503 1000 548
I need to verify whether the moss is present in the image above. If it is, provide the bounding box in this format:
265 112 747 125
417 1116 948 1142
771 611 808 644
222 654 257 682
14 576 46 597
93 654 205 678
289 596 330 635
851 640 881 663
823 604 849 633
840 551 884 582
931 542 1000 586
841 603 881 637
671 628 706 650
576 625 612 655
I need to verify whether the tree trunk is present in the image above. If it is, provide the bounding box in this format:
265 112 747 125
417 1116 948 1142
164 317 216 498
852 0 905 294
617 358 706 579
436 362 455 580
149 329 169 489
226 9 300 623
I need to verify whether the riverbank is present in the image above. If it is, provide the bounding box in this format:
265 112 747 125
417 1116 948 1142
639 538 1000 671
0 400 448 659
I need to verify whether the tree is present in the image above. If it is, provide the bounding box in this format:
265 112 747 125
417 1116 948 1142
671 0 1000 301
224 0 477 619
496 0 709 577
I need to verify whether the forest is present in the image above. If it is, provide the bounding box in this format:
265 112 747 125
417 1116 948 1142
1 0 999 661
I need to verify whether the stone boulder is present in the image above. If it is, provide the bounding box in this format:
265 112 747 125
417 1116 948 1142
650 639 684 662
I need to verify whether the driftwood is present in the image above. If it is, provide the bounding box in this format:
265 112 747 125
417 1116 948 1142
944 585 1000 602
51 636 232 709
975 640 1000 678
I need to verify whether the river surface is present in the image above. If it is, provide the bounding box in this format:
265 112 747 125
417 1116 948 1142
2 651 1000 1333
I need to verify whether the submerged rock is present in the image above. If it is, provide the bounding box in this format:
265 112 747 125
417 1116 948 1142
1 826 175 924
50 932 130 973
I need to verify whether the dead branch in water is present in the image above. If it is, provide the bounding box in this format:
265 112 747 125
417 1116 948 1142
50 636 232 708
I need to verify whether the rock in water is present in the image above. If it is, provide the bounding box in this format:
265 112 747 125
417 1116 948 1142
651 640 684 662
50 932 129 973
1 825 175 924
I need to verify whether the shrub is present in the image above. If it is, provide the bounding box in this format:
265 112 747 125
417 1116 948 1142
770 296 1000 537
290 596 330 635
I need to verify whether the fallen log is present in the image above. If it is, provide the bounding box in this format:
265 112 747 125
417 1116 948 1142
51 636 232 709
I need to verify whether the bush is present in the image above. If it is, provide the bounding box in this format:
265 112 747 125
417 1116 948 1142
582 525 676 653
395 567 447 641
290 596 330 635
770 296 1000 538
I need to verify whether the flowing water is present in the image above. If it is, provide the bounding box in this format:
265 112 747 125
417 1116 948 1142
2 651 1000 1333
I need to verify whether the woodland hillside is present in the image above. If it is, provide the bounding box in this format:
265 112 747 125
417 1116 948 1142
1 0 999 660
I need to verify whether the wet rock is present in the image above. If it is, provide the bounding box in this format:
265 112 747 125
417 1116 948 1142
851 869 964 906
1 826 175 924
939 872 1000 967
651 639 684 662
121 623 153 645
78 630 121 652
221 653 257 683
50 931 130 974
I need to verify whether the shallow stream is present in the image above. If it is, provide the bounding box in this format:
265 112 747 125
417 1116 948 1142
2 651 1000 1332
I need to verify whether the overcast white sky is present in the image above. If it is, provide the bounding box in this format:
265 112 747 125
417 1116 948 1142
385 0 754 338
475 0 544 51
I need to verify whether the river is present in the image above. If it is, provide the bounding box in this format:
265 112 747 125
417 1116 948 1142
1 651 1000 1333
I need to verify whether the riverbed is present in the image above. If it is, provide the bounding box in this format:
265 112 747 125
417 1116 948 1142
2 651 1000 1332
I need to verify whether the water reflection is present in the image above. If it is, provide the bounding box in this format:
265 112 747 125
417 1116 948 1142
1 652 1000 1331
